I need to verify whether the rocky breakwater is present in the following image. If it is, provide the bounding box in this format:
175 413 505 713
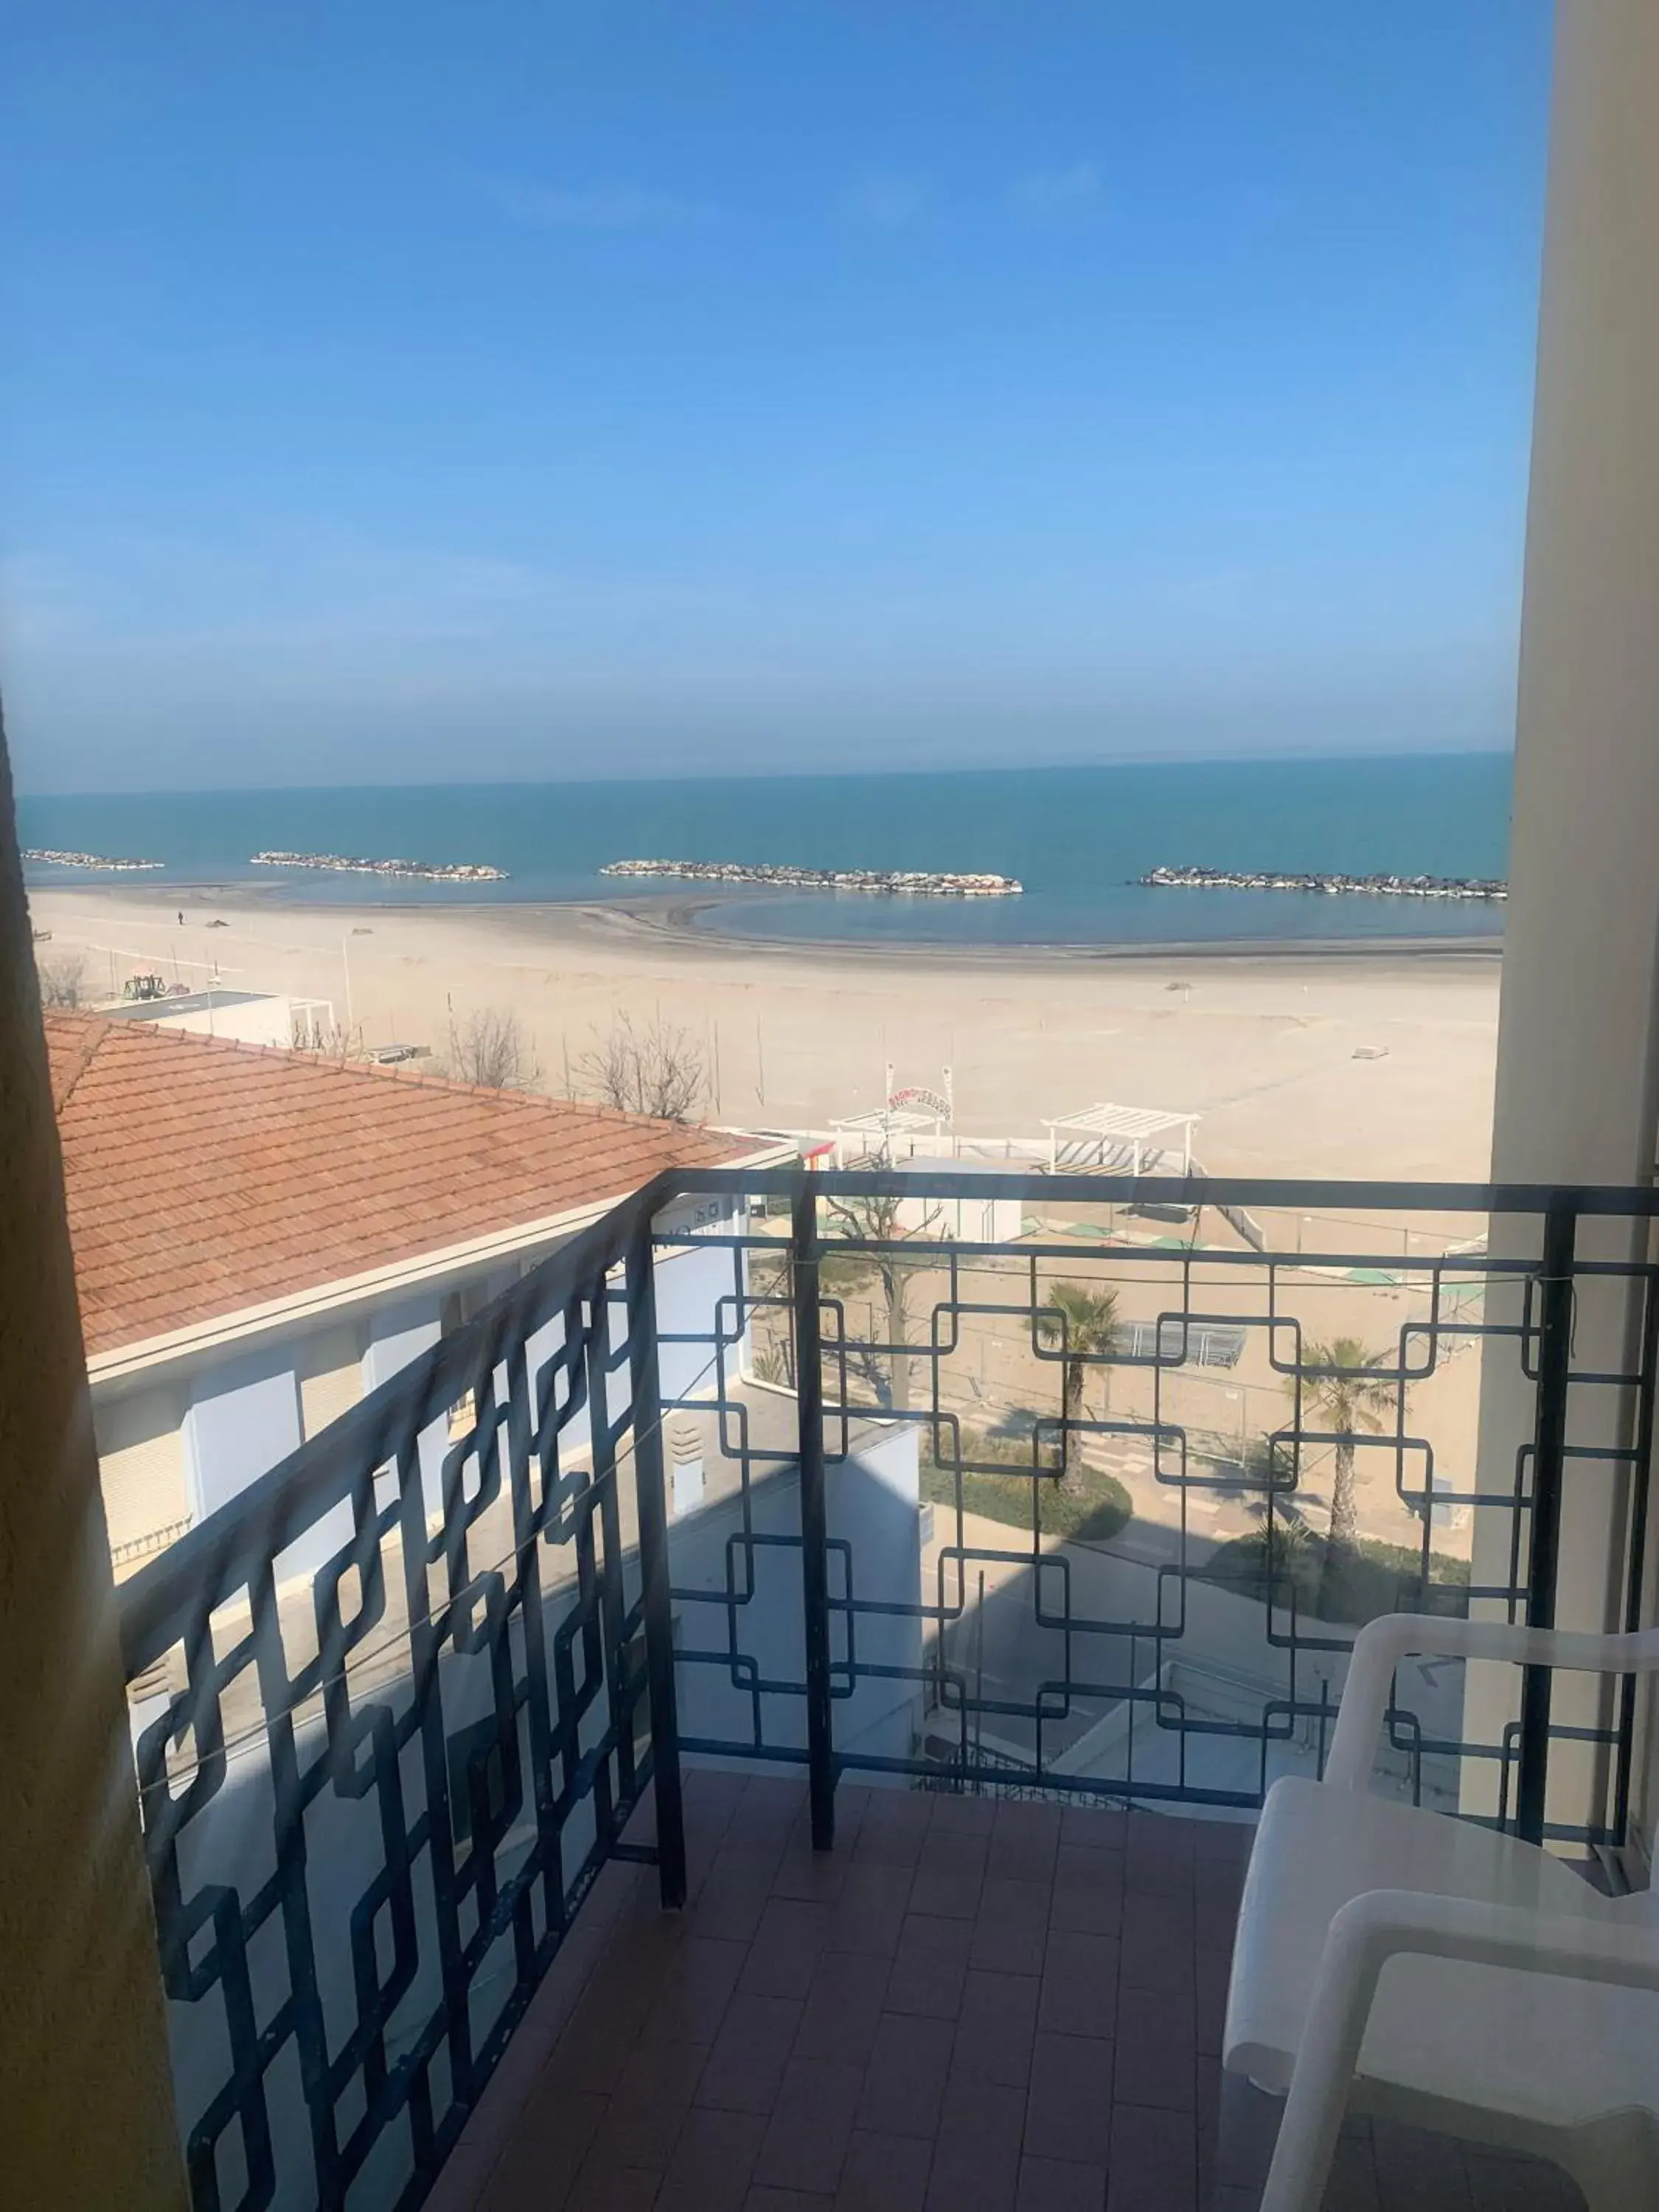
251 851 507 883
25 847 164 872
1140 864 1506 902
602 859 1022 897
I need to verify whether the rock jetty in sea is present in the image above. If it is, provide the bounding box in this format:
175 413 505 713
251 851 507 883
25 847 164 872
601 859 1022 897
1139 864 1506 902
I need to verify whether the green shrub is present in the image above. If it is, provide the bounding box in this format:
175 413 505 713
921 1425 1133 1545
1200 1530 1470 1627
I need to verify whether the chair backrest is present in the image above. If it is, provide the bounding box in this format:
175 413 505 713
1324 1613 1659 1794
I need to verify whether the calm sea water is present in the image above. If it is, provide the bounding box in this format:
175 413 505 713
19 754 1512 950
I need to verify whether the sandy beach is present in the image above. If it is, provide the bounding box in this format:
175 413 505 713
29 880 1501 1186
33 878 1505 1585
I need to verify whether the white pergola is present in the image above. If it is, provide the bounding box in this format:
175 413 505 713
828 1105 950 1166
1042 1102 1200 1178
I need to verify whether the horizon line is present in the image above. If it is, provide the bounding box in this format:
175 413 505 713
14 741 1516 804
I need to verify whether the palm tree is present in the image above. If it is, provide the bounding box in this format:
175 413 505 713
1292 1338 1397 1604
1037 1282 1119 1495
1239 1455 1318 1602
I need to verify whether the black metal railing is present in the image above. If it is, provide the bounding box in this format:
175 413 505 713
119 1169 1659 2211
121 1192 682 2211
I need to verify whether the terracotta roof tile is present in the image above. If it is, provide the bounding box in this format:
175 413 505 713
45 1013 766 1359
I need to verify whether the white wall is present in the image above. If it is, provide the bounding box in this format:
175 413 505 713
668 1427 925 1767
146 995 299 1048
361 1296 442 1392
1469 0 1659 1845
1049 1575 1461 1818
360 1293 451 1532
653 1222 754 1405
897 1185 1023 1246
111 1287 445 1585
94 1382 191 1571
181 1344 362 1585
183 1349 302 1523
108 1211 752 1584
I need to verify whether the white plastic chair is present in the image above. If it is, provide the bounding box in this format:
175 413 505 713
1223 1614 1659 2211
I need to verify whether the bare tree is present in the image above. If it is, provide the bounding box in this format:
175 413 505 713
575 1012 706 1122
307 1020 367 1065
745 1239 798 1388
821 1186 942 1413
446 1006 541 1091
37 953 86 1009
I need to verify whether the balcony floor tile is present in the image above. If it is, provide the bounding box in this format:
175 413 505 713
456 1789 1194 2209
432 1784 1586 2212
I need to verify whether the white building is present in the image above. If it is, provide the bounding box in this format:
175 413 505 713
98 986 335 1050
46 1010 790 1578
893 1155 1025 1244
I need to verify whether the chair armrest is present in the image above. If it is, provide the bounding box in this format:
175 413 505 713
1323 1612 1659 1792
1259 1889 1659 2212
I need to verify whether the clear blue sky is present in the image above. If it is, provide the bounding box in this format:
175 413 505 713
1 2 1554 793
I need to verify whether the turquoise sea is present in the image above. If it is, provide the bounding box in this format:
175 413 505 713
19 754 1512 951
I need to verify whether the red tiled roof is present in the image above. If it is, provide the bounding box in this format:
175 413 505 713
46 1012 764 1358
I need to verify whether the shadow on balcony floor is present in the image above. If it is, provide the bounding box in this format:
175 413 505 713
428 1771 1237 2210
425 1772 1583 2212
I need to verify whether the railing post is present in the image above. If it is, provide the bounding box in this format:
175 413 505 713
1516 1196 1576 1845
791 1176 837 1850
625 1223 687 1907
1612 1270 1659 1846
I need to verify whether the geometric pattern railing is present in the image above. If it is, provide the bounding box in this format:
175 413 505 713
119 1190 678 2212
117 1167 1659 2210
661 1172 1658 1856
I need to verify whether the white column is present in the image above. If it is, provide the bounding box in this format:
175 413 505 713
1470 0 1659 1850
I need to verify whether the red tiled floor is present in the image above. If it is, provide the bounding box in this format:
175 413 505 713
754 2053 867 2195
886 1910 975 2021
969 1877 1053 1978
925 2076 1027 2211
837 2128 935 2211
854 2013 955 2140
656 2107 767 2211
1016 2158 1106 2212
953 1968 1040 2093
795 1950 893 2067
447 1773 1242 2212
1023 2032 1116 2168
